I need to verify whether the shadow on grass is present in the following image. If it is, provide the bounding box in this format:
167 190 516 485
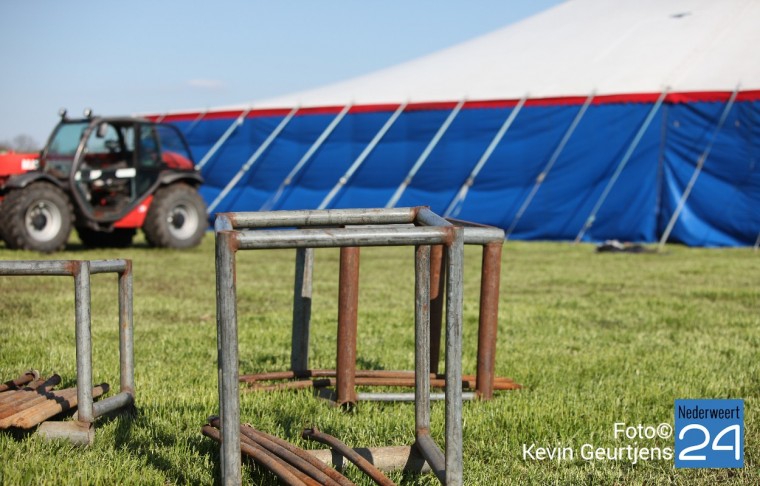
112 405 220 485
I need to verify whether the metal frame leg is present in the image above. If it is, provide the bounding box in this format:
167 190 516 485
216 231 242 486
429 245 446 375
74 261 94 424
445 229 464 485
476 242 502 400
119 262 135 396
336 246 360 407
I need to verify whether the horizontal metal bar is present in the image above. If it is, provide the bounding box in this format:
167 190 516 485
415 207 452 227
417 209 506 243
89 260 129 274
219 207 419 230
357 392 476 402
0 260 129 276
234 226 452 250
92 392 134 418
0 260 77 276
415 433 446 484
460 227 505 245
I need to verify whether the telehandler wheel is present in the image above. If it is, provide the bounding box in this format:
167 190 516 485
142 183 207 249
0 182 73 252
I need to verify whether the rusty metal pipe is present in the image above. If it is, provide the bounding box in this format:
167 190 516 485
210 418 352 486
233 420 355 486
415 245 431 435
428 245 446 374
358 392 477 402
244 380 316 392
243 376 519 393
237 428 340 486
243 430 353 486
336 246 360 408
476 242 502 400
302 427 395 486
240 369 515 383
202 425 309 486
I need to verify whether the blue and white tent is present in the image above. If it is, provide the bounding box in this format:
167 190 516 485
156 0 760 247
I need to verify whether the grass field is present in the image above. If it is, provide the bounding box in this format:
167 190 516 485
0 233 757 485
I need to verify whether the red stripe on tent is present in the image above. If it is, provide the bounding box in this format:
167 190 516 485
667 90 760 103
737 90 760 101
350 104 403 113
157 110 247 122
246 108 301 118
147 90 760 122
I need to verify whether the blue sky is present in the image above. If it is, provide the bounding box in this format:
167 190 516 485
0 1 562 146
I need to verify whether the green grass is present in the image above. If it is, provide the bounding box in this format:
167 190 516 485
0 234 758 485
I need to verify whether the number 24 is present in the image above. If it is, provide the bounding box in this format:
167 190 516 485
679 424 741 461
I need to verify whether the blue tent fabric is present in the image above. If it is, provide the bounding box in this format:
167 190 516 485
660 99 760 246
169 94 760 247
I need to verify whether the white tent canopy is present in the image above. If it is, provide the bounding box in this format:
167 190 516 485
159 0 760 248
220 0 759 111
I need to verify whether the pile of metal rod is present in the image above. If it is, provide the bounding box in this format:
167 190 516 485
240 369 521 395
0 370 109 429
202 417 396 486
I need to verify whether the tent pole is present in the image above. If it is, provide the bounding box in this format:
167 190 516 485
574 88 669 243
658 86 740 251
195 106 254 171
184 109 209 136
505 91 595 240
318 101 407 210
385 99 466 208
261 103 352 211
444 94 528 218
207 106 300 214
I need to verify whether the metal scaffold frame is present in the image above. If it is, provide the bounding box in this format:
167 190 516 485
0 259 135 443
216 209 514 402
214 207 466 485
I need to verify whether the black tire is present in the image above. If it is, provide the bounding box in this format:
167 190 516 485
77 227 136 248
142 184 207 249
0 201 7 247
0 182 73 252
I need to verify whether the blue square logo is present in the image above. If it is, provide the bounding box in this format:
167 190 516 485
675 399 744 468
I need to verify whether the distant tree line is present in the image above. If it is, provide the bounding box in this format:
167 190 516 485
0 134 40 153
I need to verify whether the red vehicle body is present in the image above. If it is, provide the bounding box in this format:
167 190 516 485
0 151 40 187
0 112 207 252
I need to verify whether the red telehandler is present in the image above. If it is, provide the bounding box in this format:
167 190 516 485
0 110 207 252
